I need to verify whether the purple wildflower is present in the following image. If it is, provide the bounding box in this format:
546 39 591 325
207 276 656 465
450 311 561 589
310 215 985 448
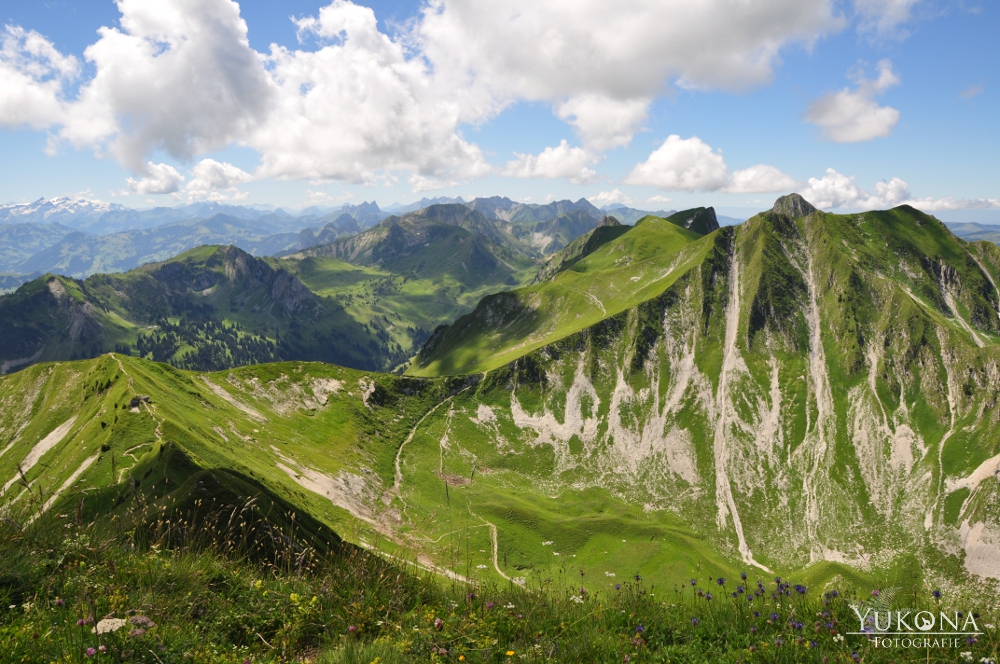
434 618 443 631
690 617 699 626
794 584 807 594
54 598 64 607
635 624 645 634
85 648 96 658
932 589 942 599
690 579 697 586
741 571 748 580
716 577 725 586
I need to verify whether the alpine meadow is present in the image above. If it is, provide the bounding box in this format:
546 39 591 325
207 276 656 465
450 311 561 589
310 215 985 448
2 0 1000 662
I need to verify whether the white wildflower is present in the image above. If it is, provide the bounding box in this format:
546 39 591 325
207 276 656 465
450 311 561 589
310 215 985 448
94 618 127 634
504 603 515 609
542 541 553 546
959 652 973 662
477 564 488 569
605 572 616 577
833 634 845 643
570 595 584 604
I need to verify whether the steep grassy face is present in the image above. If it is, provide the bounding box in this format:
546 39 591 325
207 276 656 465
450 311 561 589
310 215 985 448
410 215 710 376
0 354 460 562
0 245 392 373
4 196 1000 607
399 196 1000 593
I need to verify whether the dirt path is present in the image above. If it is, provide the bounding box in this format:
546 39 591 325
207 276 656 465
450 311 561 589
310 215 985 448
468 507 522 585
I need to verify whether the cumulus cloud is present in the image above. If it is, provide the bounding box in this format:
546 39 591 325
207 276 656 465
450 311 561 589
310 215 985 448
725 164 800 194
503 140 600 184
798 168 1000 211
625 136 729 191
587 191 677 209
185 159 254 201
55 0 274 170
804 60 900 142
253 0 490 184
0 25 78 129
126 162 185 195
626 135 797 193
555 95 650 151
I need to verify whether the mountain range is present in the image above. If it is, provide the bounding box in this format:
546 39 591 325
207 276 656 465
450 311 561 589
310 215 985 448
2 194 998 599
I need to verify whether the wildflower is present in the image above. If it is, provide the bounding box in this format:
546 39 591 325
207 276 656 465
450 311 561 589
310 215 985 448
810 640 818 649
960 654 974 663
289 593 300 604
623 656 631 663
736 585 745 594
690 617 699 626
487 602 495 609
94 618 126 634
459 657 465 662
54 598 64 607
716 577 725 586
851 652 861 662
434 618 443 631
85 648 96 658
579 588 586 596
932 589 942 599
774 637 783 646
871 589 880 597
615 584 622 590
77 619 87 626
690 579 696 586
130 627 146 638
794 584 807 594
253 580 263 590
348 625 357 633
833 634 845 643
506 651 515 656
770 613 779 621
741 571 748 580
467 593 475 601
98 646 106 653
635 624 645 633
705 593 713 601
749 626 757 634
634 574 642 582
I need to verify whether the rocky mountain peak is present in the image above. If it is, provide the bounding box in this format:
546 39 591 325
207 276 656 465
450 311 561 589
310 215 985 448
772 194 818 219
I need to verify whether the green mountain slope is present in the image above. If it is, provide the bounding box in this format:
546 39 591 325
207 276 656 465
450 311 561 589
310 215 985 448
0 245 391 374
409 214 710 376
4 195 1000 599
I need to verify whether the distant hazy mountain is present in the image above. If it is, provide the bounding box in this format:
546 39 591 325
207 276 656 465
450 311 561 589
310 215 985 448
947 221 1000 246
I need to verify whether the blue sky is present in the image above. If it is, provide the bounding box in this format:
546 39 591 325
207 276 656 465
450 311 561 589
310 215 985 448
0 0 997 219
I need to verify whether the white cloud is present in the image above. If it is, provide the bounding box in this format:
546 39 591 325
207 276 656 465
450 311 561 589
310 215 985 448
725 164 800 193
589 189 634 207
854 0 921 37
903 196 1000 212
646 195 673 205
799 168 908 209
251 0 490 185
126 162 185 195
555 95 650 151
0 25 78 129
54 0 274 170
804 60 900 142
185 159 254 201
503 140 600 184
420 0 845 149
625 136 729 191
796 168 1000 212
627 135 797 193
408 174 461 193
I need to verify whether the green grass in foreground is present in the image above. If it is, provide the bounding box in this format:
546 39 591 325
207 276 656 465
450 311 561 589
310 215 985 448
1 497 997 664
